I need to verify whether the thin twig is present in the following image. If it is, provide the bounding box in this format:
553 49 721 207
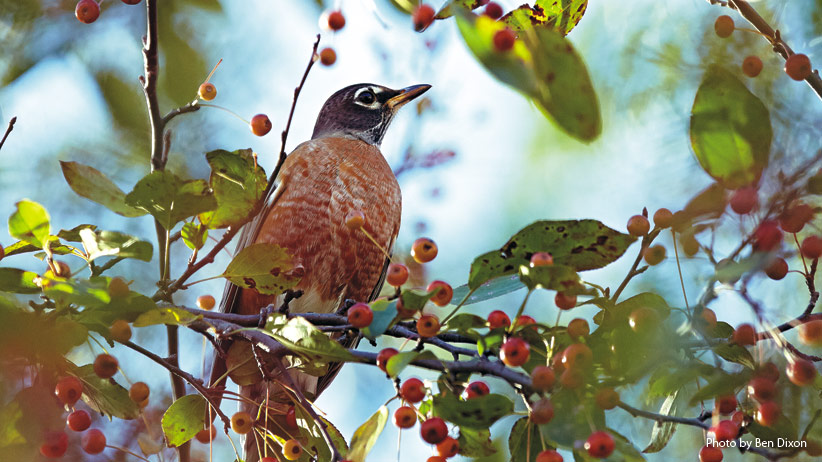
0 116 16 152
612 229 659 302
156 226 237 300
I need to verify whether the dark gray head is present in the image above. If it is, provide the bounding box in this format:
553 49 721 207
311 83 431 146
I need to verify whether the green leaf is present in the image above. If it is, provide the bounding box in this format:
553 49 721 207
609 428 646 461
125 171 217 230
74 364 140 420
508 417 544 462
399 288 436 311
747 417 798 444
541 388 605 447
265 314 357 363
222 243 301 295
162 394 207 447
713 342 756 369
199 149 267 229
435 1 486 19
502 0 589 36
79 228 153 262
642 391 678 453
518 263 585 293
181 222 207 250
133 307 202 327
458 427 496 457
346 406 388 462
385 350 439 377
60 161 146 217
75 290 157 332
469 219 635 290
0 268 40 294
293 406 348 461
43 276 111 308
432 392 514 429
451 275 525 306
8 200 50 248
690 66 772 189
361 299 397 339
444 313 487 331
689 370 752 406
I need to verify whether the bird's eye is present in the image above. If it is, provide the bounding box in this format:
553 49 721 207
356 91 376 105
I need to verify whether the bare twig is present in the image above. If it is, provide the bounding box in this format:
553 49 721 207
156 226 238 300
0 116 16 152
611 229 659 302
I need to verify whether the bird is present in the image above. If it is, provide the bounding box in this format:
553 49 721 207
209 82 430 462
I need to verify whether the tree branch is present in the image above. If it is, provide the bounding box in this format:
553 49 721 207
0 116 16 152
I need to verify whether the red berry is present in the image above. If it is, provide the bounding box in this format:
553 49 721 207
195 425 217 443
787 358 817 386
393 406 417 429
742 56 763 78
643 245 666 265
714 15 734 38
536 449 563 462
756 401 781 426
530 365 556 391
483 2 504 20
487 310 511 329
752 220 783 252
561 343 593 370
779 203 814 233
377 348 399 373
530 252 554 267
400 378 426 403
747 377 776 402
595 388 619 410
82 428 106 454
411 237 438 263
765 258 788 280
465 381 490 399
417 314 441 337
436 436 459 458
55 376 84 406
799 319 822 346
707 420 739 442
700 308 718 329
699 445 724 462
731 410 746 425
627 215 650 236
67 409 92 432
286 406 298 428
250 114 272 136
500 337 530 367
493 28 516 52
555 292 577 310
197 294 216 310
529 398 554 424
756 362 780 382
198 82 217 101
515 315 536 327
653 208 674 228
420 417 448 444
40 431 68 458
427 458 447 462
732 324 756 346
348 303 373 328
559 367 584 389
567 318 590 338
386 263 409 287
427 280 453 306
75 0 100 24
93 354 119 379
801 236 822 259
327 10 345 31
785 53 812 81
128 382 149 404
584 431 615 458
109 319 132 343
412 4 435 32
729 187 757 214
121 0 142 4
319 47 337 66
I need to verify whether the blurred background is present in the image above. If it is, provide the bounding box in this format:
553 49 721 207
2 0 822 460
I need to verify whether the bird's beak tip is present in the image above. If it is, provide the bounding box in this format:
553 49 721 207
387 84 431 109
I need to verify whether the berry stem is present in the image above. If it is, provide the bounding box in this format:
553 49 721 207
440 287 477 325
106 445 151 462
670 229 690 310
508 290 533 334
197 103 250 125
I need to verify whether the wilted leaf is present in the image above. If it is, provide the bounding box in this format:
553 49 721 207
518 263 585 293
690 66 772 189
79 228 152 262
503 0 589 36
74 364 140 420
199 149 267 229
8 200 50 248
458 427 496 457
60 161 146 218
162 394 206 447
222 243 300 295
125 171 217 230
346 406 388 462
133 307 201 327
435 0 486 19
265 315 357 363
181 222 207 250
432 392 513 429
643 391 678 453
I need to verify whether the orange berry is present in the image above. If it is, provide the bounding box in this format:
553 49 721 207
319 47 337 66
786 358 817 386
627 215 650 236
465 381 490 399
412 4 435 32
801 236 822 259
231 411 254 434
108 277 130 297
560 367 584 389
530 366 555 392
732 324 756 346
567 318 589 338
487 310 511 328
530 252 554 267
377 348 399 373
283 439 302 460
327 10 345 31
561 343 593 370
554 292 577 310
714 15 734 38
755 362 780 382
411 237 438 263
653 208 674 228
742 56 763 78
756 401 780 426
427 280 453 306
708 420 739 442
75 0 100 24
427 457 447 462
500 337 530 367
493 28 516 52
394 405 417 429
681 232 700 256
109 319 132 343
799 319 822 346
348 303 373 329
785 53 812 81
198 82 217 101
765 258 788 280
729 187 757 214
345 210 365 230
40 431 68 458
436 436 459 458
699 445 724 462
53 260 72 278
81 428 106 454
386 263 409 287
417 314 440 337
584 431 615 458
595 388 619 410
197 294 216 310
93 354 118 379
67 409 92 432
129 381 150 403
700 308 718 329
529 398 554 424
195 425 217 443
643 245 665 265
420 417 448 444
250 114 272 136
400 378 426 403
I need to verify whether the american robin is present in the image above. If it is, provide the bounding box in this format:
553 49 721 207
210 82 430 461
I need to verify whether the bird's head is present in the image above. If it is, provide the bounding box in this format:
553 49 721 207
312 83 431 146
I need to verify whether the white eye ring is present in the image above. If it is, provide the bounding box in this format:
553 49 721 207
354 87 380 108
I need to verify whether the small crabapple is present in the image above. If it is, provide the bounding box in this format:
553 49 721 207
93 354 118 379
627 215 650 236
752 220 783 252
427 280 453 306
732 324 756 346
197 295 216 310
530 366 555 391
529 398 554 424
345 210 366 230
714 15 734 38
109 319 132 343
283 439 302 460
756 401 781 426
75 0 100 24
742 56 763 77
411 237 438 263
412 4 435 32
500 337 530 367
420 417 448 444
386 263 409 287
198 82 217 101
286 406 298 428
554 292 577 310
417 314 440 337
747 377 776 402
595 388 619 410
559 368 584 389
377 348 399 373
82 428 106 454
515 315 536 327
493 28 516 52
55 376 83 406
729 187 757 214
108 277 129 297
731 410 746 425
400 378 426 403
67 409 92 432
567 318 589 338
779 203 814 233
394 406 417 429
530 252 554 267
327 10 345 31
129 382 150 403
483 2 504 20
799 319 822 346
755 362 780 382
487 310 511 328
231 411 254 434
707 420 739 442
681 232 700 256
699 445 724 462
653 208 674 228
40 431 68 458
785 53 812 81
536 449 563 462
320 47 337 66
52 260 72 278
465 381 490 399
801 236 822 259
348 303 373 328
786 358 817 386
436 436 459 458
765 258 788 280
585 431 615 458
121 0 142 4
195 425 217 443
250 114 272 136
561 343 593 370
699 308 717 329
396 298 416 319
643 245 666 265
427 458 447 462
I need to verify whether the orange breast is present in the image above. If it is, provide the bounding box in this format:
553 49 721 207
238 137 402 315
